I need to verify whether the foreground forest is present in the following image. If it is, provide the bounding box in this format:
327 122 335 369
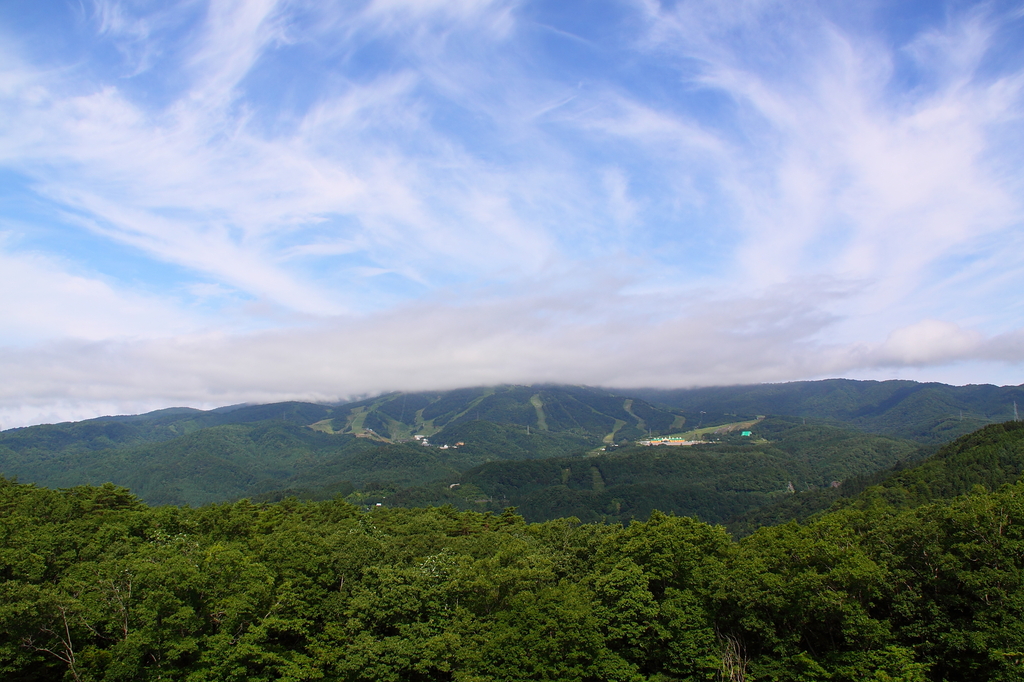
2 421 1024 681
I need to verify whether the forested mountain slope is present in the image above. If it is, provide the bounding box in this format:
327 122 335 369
386 418 925 524
2 421 1023 681
0 420 602 507
729 419 1024 535
634 378 1024 442
0 385 682 466
327 384 687 442
1 379 1018 513
2 386 673 505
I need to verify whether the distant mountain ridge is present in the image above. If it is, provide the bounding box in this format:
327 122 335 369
8 378 1021 442
0 379 1020 512
322 385 686 443
0 385 687 506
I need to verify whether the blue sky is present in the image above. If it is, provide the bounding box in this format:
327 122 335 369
2 0 1024 427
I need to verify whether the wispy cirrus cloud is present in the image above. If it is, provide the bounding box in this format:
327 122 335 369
0 0 566 313
0 0 1023 427
616 0 1024 325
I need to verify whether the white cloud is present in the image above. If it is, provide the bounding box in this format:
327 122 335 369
1 0 1024 426
0 4 569 317
873 319 984 365
0 239 202 343
2 276 1021 429
184 0 287 112
619 0 1024 323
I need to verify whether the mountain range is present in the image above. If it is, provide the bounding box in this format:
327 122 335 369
2 380 1022 527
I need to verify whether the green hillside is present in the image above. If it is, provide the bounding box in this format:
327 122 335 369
0 386 690 507
0 422 466 506
728 419 1024 536
333 385 687 442
634 379 1024 442
383 418 925 524
2 379 1019 516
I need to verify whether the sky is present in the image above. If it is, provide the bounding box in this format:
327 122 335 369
2 0 1024 428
